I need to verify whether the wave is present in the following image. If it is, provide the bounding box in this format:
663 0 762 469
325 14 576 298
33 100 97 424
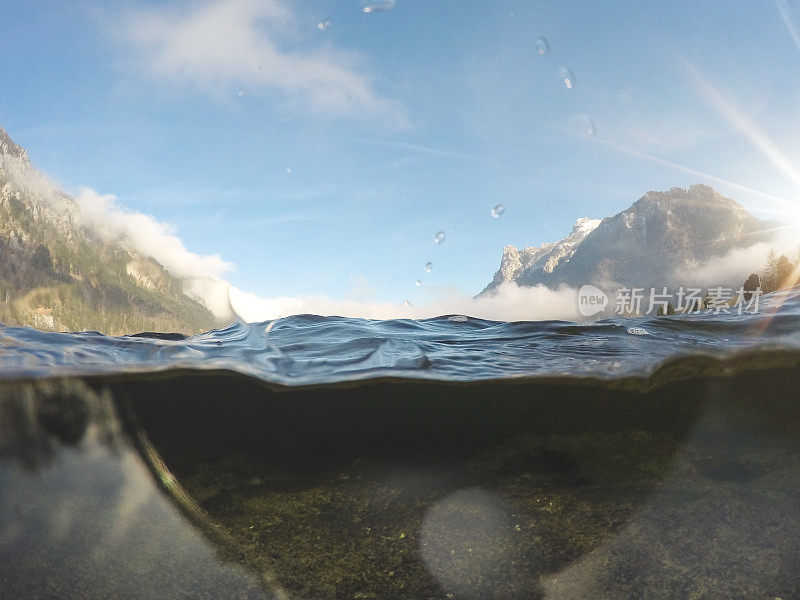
1 287 800 385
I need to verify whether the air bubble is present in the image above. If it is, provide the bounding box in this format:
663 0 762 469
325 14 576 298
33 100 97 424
491 204 506 218
424 262 433 273
237 90 245 97
559 67 575 89
285 167 292 174
535 36 550 57
434 231 446 245
317 19 332 31
362 0 395 13
414 279 422 286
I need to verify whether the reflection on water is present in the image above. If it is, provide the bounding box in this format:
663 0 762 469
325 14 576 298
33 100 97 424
0 380 270 600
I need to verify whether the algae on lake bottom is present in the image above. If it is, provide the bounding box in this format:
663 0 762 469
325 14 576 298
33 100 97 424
156 429 676 599
122 367 800 599
154 418 800 600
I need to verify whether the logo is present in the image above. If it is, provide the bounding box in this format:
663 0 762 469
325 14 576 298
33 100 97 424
578 284 609 317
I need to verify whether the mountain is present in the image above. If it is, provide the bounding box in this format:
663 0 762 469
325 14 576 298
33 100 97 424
481 185 773 295
482 217 602 294
0 125 217 335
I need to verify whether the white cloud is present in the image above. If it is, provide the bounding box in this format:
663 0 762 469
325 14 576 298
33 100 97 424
674 242 773 288
65 189 583 323
68 189 782 323
228 282 583 323
4 162 577 323
20 156 782 325
1 153 239 318
118 0 407 125
75 188 235 316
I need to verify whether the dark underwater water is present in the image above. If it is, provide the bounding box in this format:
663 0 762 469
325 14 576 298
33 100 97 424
3 288 800 599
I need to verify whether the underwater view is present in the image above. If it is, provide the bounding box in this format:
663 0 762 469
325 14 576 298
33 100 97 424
4 1 800 598
4 292 800 599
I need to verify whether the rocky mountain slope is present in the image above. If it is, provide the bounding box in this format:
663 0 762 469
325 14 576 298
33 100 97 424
0 125 216 335
481 185 772 294
482 217 602 294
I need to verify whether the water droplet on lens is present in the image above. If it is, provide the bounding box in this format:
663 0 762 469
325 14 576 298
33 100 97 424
362 0 395 13
434 231 446 245
559 67 575 89
424 262 433 273
318 19 331 31
490 204 506 218
238 89 245 97
414 279 421 286
572 114 596 137
535 36 550 57
420 488 513 599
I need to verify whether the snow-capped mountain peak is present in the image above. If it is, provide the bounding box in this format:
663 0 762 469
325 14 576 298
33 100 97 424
480 185 773 295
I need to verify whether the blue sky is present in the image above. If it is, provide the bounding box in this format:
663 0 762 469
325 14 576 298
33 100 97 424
3 0 800 309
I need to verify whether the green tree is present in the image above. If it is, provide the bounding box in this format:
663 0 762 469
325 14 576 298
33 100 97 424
657 302 675 316
30 244 54 272
763 248 779 293
742 273 761 300
776 254 794 289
